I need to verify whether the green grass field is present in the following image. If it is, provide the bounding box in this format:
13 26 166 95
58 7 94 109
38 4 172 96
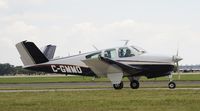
0 89 200 111
0 73 200 84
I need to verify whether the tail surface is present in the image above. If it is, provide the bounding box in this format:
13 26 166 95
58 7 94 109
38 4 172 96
16 41 49 66
41 45 56 60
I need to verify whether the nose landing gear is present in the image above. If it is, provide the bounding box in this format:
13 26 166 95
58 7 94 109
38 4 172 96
168 74 176 89
168 81 176 89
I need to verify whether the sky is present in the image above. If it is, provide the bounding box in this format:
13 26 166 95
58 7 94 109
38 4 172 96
0 0 200 66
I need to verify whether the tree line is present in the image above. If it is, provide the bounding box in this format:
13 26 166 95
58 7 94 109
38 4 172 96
0 63 42 76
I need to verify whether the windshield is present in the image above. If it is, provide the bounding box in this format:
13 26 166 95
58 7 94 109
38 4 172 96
86 52 101 59
130 46 146 55
118 47 135 58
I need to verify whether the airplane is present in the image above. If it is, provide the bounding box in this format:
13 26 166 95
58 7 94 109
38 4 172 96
16 40 182 90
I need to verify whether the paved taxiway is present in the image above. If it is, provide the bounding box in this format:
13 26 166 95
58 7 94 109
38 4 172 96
0 81 200 87
0 81 200 92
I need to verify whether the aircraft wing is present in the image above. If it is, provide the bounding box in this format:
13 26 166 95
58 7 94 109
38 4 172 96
82 56 142 77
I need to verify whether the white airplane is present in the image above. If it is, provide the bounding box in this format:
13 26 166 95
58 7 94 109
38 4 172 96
16 41 182 89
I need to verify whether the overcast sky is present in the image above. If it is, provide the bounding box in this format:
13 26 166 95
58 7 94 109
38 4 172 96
0 0 200 66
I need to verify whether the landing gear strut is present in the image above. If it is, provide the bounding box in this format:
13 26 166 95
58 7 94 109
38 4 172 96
168 74 176 89
113 82 124 90
130 80 140 89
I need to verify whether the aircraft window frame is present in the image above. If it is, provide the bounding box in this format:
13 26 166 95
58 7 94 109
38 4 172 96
104 49 117 59
118 47 135 58
86 52 101 59
130 46 146 54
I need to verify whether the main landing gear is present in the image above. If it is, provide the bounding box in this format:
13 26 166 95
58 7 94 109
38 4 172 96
168 74 176 89
113 82 124 90
112 80 140 90
130 80 140 89
129 77 140 89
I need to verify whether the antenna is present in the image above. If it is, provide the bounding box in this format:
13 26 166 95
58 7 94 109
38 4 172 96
92 45 99 51
121 40 130 46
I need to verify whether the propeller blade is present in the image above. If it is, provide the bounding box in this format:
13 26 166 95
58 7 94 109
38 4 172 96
177 61 181 80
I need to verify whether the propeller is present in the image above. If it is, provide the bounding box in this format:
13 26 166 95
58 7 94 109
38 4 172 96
176 49 181 80
173 48 183 80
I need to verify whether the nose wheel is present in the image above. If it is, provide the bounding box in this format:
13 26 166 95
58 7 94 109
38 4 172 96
113 82 124 90
168 74 176 89
168 81 176 89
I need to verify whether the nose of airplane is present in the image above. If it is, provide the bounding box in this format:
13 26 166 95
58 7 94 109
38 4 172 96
172 55 183 62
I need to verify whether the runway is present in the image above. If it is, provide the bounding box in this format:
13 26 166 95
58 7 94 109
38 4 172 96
0 81 200 92
0 81 200 87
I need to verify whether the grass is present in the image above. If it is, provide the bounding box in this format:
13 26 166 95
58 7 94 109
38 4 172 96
0 89 200 111
0 73 199 111
0 73 200 84
0 86 110 90
143 73 200 81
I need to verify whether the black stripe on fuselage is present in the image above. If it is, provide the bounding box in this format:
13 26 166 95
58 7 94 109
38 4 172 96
129 64 174 78
25 64 96 77
25 63 174 79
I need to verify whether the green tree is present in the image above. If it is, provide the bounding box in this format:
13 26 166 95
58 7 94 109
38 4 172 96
0 63 15 75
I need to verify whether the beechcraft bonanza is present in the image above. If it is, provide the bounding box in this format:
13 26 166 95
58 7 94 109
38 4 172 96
16 41 182 90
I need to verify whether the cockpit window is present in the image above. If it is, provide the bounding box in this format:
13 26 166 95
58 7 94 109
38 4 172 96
131 46 146 54
118 47 134 58
104 49 116 59
86 52 101 59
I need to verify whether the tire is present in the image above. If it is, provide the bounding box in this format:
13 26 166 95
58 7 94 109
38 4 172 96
130 80 140 89
113 82 123 90
168 81 176 89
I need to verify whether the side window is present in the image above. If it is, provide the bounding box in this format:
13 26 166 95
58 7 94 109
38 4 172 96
104 49 116 59
86 52 101 59
118 47 134 58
